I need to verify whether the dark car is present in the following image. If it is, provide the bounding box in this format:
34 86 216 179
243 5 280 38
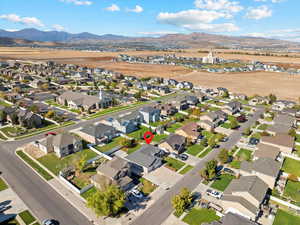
42 219 59 225
178 153 189 161
223 168 235 174
221 137 229 142
249 137 259 145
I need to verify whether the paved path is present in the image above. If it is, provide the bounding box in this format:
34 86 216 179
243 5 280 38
130 107 264 225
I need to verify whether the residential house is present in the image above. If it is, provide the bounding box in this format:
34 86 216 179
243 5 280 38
91 157 134 191
125 144 164 175
223 101 242 115
199 110 227 131
38 133 83 158
17 109 43 128
204 212 258 225
77 123 118 145
260 134 294 154
249 96 268 106
217 87 228 96
157 103 178 117
221 176 269 221
159 134 186 154
266 113 295 135
239 158 281 189
175 122 200 142
272 100 296 111
253 143 281 161
139 106 161 124
172 97 189 111
185 95 199 106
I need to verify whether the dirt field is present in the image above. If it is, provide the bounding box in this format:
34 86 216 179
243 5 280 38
1 47 300 100
174 71 300 101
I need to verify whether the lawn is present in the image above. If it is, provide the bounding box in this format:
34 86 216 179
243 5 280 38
164 157 185 171
183 208 220 225
166 122 183 133
179 165 194 175
128 126 150 139
257 124 268 130
152 134 168 143
186 144 205 156
273 209 300 225
198 147 213 158
294 145 300 157
236 148 253 161
283 180 300 202
95 137 122 152
229 160 241 169
139 178 157 196
296 134 300 143
125 143 141 155
150 120 170 127
18 210 36 225
0 99 12 107
221 122 231 129
46 100 81 114
80 186 97 200
251 132 262 139
0 177 8 191
202 131 214 139
211 174 235 192
37 149 97 176
4 218 20 225
16 151 53 181
0 132 7 140
282 158 300 177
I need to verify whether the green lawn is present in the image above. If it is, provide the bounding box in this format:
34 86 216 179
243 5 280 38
221 123 231 129
126 143 141 155
4 218 20 225
0 177 8 191
37 149 97 176
0 131 7 140
152 134 168 143
139 178 157 196
80 186 97 200
16 151 53 181
164 157 185 171
257 124 268 130
186 144 205 156
128 126 150 139
95 137 122 152
18 210 36 225
229 160 241 169
198 147 213 158
0 99 12 107
211 174 235 191
296 134 300 143
183 208 220 225
283 180 300 202
150 120 170 127
179 165 194 175
250 132 262 139
273 209 300 225
236 149 253 161
166 122 183 133
202 131 214 139
282 158 300 177
294 145 300 157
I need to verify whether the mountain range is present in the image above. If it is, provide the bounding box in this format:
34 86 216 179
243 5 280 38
1 28 300 49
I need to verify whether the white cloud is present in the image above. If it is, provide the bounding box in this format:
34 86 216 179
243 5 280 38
0 14 44 27
52 24 65 31
128 5 143 13
195 0 243 13
60 0 92 6
105 4 120 12
137 31 179 37
271 0 284 3
245 28 300 42
246 5 272 20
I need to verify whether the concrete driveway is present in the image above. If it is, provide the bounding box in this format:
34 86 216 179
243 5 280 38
0 188 27 215
144 167 182 189
169 154 201 166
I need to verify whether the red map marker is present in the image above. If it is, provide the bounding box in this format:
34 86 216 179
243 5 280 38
144 131 154 144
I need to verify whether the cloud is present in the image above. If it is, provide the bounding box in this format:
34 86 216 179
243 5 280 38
128 5 143 13
60 0 92 6
105 4 120 12
246 5 272 20
0 14 44 27
245 28 300 42
194 0 243 13
52 24 65 31
137 31 179 37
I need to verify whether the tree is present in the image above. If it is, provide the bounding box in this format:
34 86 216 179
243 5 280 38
171 188 192 216
134 91 142 100
200 160 218 181
0 110 7 122
45 110 55 119
200 137 208 147
218 149 229 164
243 127 251 136
222 91 229 98
208 135 217 148
74 153 87 176
191 108 201 117
119 138 135 148
268 94 277 104
87 185 125 217
29 104 39 113
10 113 19 125
230 118 239 129
288 128 296 137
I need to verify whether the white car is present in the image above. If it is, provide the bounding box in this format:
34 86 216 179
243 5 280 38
206 189 222 199
130 189 143 198
42 219 59 225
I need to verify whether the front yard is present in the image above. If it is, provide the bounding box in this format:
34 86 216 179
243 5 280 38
0 177 8 191
210 174 235 192
236 148 253 161
186 144 205 156
166 122 183 133
273 209 300 225
139 178 157 196
198 147 213 158
164 157 186 171
179 165 194 175
283 180 300 202
182 208 220 225
94 136 123 152
282 158 300 177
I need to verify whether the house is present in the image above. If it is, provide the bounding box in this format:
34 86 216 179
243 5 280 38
253 143 280 161
172 97 189 111
249 96 268 106
125 144 164 175
223 101 242 115
175 122 200 142
17 109 43 128
260 134 294 154
230 93 247 101
221 176 269 221
204 212 258 225
199 110 227 131
91 157 134 191
272 100 296 111
239 158 281 189
105 111 143 134
139 106 161 124
185 95 199 106
159 134 186 154
38 133 83 158
57 89 112 111
266 113 295 135
217 87 228 96
156 103 178 117
77 123 118 145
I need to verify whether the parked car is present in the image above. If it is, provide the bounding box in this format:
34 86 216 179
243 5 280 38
0 205 11 213
223 168 235 175
42 219 59 225
221 137 229 142
249 137 259 146
178 153 189 161
130 188 143 199
206 189 222 199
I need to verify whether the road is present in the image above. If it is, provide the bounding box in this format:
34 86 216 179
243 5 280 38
0 95 177 225
130 107 264 225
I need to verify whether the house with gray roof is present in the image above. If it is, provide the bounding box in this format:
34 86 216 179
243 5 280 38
17 109 43 129
239 158 281 189
204 212 258 225
125 145 164 175
221 176 269 221
38 133 83 158
139 106 161 124
159 134 186 154
223 101 242 115
266 113 295 135
91 157 134 191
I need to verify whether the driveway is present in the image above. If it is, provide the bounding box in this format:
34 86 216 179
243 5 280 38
169 154 201 167
0 188 27 215
144 167 182 188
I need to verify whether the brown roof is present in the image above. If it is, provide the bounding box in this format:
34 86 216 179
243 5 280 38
261 134 294 148
177 122 200 138
254 143 280 160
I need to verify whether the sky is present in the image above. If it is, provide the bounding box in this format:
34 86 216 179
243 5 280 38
0 0 300 41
